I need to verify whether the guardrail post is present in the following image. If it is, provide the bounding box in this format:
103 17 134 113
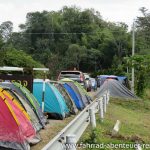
66 135 76 150
89 108 96 128
98 99 104 122
103 95 107 113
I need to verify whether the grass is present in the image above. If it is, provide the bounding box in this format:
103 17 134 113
79 89 150 150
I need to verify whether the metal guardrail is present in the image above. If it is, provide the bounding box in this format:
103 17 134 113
42 92 110 150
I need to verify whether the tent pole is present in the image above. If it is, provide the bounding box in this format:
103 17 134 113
42 71 46 112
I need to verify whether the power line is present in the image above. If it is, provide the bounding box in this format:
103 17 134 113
18 31 128 35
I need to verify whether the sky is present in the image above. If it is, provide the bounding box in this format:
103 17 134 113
0 0 150 31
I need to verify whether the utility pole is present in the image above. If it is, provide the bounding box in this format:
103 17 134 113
131 21 135 93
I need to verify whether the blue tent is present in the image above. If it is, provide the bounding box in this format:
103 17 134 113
117 76 127 82
33 80 69 119
63 83 84 110
97 75 118 86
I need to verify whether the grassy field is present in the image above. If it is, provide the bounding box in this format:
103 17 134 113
79 89 150 150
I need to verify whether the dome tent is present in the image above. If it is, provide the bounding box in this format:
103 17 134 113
63 83 84 110
33 79 69 119
60 78 91 106
0 82 46 129
0 89 38 150
50 81 78 115
14 82 47 127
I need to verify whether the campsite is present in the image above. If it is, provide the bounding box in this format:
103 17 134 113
0 70 148 150
0 0 150 150
0 67 101 150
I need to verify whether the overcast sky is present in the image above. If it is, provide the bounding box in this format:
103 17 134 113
0 0 150 31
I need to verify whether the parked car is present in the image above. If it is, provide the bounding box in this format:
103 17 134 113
58 70 85 86
90 78 97 91
84 73 92 92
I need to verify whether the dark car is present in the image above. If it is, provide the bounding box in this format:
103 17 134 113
58 70 85 86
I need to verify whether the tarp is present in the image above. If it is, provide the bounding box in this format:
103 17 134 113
98 75 116 83
117 76 129 88
97 79 138 99
63 83 84 110
33 81 69 119
52 82 78 114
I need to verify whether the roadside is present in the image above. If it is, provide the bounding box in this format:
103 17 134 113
80 92 150 150
31 116 75 150
31 89 100 150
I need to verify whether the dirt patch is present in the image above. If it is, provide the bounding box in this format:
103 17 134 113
31 116 75 150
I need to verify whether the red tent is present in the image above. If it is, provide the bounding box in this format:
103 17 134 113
0 92 37 150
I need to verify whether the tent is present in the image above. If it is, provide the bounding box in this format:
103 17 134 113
0 82 46 129
33 80 69 119
0 90 38 150
97 75 118 86
14 82 47 126
73 81 92 102
63 83 84 110
51 81 78 115
97 79 139 100
60 78 90 106
67 82 89 106
5 88 42 131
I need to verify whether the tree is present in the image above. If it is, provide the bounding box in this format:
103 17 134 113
65 44 86 70
0 47 43 68
5 6 131 77
0 21 13 42
124 55 150 96
136 7 150 54
0 34 3 49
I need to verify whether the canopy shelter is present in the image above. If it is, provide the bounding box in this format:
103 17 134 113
33 80 69 119
97 79 138 100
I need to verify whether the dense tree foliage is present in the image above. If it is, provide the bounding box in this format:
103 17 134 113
0 6 149 95
5 7 130 76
